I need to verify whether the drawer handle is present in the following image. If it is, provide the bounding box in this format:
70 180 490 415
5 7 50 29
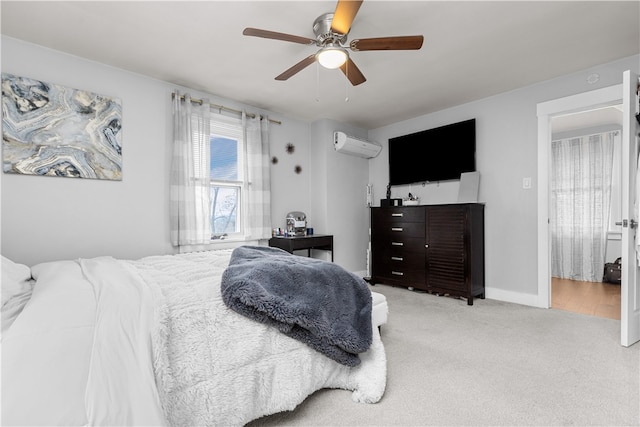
391 256 404 261
391 271 404 276
391 242 404 246
391 213 404 217
391 227 403 232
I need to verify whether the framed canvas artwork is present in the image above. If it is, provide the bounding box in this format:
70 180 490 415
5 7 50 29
1 73 122 180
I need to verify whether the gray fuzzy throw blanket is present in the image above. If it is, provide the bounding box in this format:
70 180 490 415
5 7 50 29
221 245 372 367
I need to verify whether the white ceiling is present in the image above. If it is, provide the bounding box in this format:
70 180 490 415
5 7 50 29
1 1 638 130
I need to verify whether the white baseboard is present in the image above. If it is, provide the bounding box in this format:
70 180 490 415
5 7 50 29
353 270 368 279
485 286 548 308
350 280 548 308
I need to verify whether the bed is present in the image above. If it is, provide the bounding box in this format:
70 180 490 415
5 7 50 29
1 246 387 426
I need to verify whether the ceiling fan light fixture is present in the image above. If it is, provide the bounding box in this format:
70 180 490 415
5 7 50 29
317 45 348 69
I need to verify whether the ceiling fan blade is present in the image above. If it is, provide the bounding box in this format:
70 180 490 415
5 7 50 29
350 35 424 51
243 27 316 45
275 55 317 81
339 58 366 86
330 0 363 35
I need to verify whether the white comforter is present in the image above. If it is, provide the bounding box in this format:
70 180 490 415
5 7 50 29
2 250 386 426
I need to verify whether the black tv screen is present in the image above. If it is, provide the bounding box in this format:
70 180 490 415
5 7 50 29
388 118 476 185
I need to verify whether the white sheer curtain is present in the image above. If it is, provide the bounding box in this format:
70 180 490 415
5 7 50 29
243 113 271 240
551 131 616 282
170 92 211 246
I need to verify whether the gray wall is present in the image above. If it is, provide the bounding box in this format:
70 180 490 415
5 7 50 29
1 37 176 265
0 36 369 273
3 35 638 307
310 119 370 272
367 54 639 305
0 36 311 266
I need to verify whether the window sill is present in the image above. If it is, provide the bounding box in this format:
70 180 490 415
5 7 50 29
178 237 266 254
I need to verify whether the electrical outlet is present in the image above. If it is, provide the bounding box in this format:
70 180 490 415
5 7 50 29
523 177 532 189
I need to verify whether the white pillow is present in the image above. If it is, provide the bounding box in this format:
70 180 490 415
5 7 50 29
2 256 32 305
2 255 34 334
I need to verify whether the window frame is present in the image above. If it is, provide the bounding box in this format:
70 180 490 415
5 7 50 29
209 113 246 241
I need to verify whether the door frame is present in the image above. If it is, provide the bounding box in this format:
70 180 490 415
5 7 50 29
537 84 623 309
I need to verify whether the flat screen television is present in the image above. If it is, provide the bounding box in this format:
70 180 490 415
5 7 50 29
388 118 476 185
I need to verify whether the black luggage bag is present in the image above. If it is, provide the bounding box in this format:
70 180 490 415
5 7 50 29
603 257 622 285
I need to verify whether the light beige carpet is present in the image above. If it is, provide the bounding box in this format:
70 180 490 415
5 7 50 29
249 283 640 426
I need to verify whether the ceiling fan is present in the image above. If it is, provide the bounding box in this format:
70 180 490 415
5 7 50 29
242 0 424 86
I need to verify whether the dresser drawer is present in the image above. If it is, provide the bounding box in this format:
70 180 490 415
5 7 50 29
372 267 426 287
371 206 425 224
373 247 424 267
372 236 425 254
374 222 425 239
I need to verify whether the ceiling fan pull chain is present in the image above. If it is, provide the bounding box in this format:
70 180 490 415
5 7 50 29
315 62 320 103
345 61 349 102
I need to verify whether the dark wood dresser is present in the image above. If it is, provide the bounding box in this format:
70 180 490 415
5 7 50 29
370 203 485 305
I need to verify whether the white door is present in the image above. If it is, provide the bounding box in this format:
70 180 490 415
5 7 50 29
621 70 640 347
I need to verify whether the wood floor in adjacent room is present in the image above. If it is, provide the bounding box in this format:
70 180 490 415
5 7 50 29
552 277 621 320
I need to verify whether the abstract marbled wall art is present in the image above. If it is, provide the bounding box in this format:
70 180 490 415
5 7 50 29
1 73 122 180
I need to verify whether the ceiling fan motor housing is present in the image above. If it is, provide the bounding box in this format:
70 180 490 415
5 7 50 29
313 13 348 45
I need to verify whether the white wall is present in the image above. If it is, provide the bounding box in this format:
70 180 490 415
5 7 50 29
1 37 174 265
269 118 312 232
368 54 639 305
0 36 315 266
4 35 638 306
310 119 370 272
1 36 372 273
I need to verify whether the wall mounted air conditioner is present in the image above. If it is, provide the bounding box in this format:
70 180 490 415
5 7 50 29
333 131 382 159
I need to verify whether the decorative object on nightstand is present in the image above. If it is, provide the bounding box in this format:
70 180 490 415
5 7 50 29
286 211 307 236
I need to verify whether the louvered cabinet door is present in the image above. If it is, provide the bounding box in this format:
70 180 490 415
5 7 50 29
426 206 466 291
425 204 485 305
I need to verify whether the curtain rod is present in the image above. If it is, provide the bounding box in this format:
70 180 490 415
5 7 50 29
171 92 281 125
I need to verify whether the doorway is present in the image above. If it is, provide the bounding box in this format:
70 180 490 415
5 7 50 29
539 72 640 347
549 106 623 320
536 83 623 309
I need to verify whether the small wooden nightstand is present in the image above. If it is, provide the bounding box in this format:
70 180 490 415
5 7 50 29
268 234 334 261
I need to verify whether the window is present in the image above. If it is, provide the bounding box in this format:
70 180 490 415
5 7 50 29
209 114 245 240
550 131 616 281
171 93 270 248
